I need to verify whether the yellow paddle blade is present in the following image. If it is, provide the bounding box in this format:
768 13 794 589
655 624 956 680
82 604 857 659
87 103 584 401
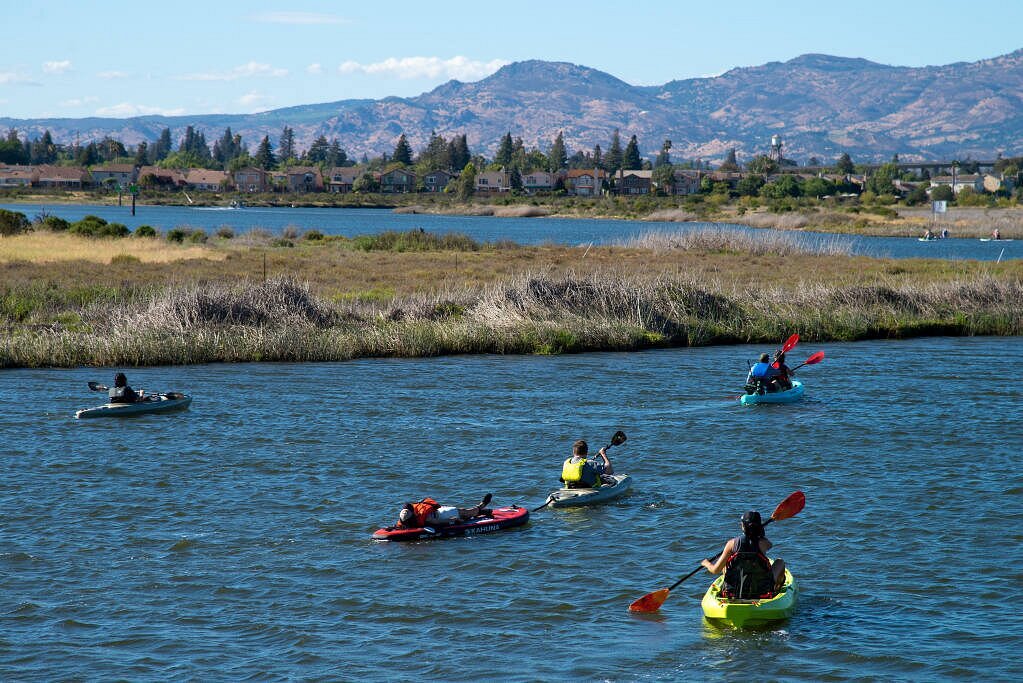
629 588 669 613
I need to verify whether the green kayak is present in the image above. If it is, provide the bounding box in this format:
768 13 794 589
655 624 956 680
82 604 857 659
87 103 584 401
75 393 192 419
547 474 632 508
701 568 797 628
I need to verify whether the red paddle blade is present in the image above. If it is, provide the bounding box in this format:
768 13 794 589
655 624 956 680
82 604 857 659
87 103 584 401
781 333 800 353
803 351 825 366
771 491 806 521
629 588 669 612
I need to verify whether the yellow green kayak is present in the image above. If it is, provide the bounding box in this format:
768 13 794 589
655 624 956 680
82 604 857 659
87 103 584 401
701 568 797 628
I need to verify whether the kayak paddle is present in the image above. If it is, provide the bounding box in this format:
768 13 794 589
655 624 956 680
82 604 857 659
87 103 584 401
771 334 800 368
88 381 108 391
628 490 806 613
791 351 825 372
532 431 627 512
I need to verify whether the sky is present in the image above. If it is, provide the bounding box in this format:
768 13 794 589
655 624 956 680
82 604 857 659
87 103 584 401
2 0 1022 120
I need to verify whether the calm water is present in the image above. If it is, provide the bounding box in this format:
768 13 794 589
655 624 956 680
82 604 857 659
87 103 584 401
3 201 1022 260
2 337 1020 681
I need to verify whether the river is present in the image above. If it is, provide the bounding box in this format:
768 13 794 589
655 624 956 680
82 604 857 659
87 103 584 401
2 202 1021 261
2 336 1020 680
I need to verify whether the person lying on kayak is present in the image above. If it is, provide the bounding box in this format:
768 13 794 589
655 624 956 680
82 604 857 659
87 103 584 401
395 493 493 529
773 351 794 391
560 439 613 489
701 510 786 598
108 372 145 404
746 353 781 393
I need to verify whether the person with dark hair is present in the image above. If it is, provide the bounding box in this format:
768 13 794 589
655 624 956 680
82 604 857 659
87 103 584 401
560 439 613 489
395 493 493 529
108 372 144 404
773 351 794 391
701 510 786 598
746 352 781 394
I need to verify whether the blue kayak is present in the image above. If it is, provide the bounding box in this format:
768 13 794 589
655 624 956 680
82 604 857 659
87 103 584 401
740 380 804 405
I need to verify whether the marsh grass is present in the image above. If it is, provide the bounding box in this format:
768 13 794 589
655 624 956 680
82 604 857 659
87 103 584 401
5 270 1022 367
0 231 224 264
616 227 854 256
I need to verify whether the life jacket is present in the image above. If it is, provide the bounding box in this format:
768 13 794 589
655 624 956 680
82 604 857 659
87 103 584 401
749 362 775 380
108 386 134 404
722 534 776 599
400 497 441 528
561 457 597 488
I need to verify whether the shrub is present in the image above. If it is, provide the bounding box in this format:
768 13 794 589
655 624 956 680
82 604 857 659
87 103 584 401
215 226 235 239
166 228 188 243
110 253 141 265
303 230 324 241
69 215 127 238
134 225 157 238
188 230 208 244
102 223 131 238
0 209 32 236
38 215 71 232
271 238 294 248
282 225 300 239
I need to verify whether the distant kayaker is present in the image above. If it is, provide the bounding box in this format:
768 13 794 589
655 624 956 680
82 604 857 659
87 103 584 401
560 439 614 489
108 372 144 404
941 228 949 239
993 229 1001 240
746 353 780 393
923 229 934 240
773 351 794 391
701 510 786 598
395 493 493 529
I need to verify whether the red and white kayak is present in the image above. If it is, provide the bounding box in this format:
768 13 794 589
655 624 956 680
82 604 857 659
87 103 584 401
371 505 529 541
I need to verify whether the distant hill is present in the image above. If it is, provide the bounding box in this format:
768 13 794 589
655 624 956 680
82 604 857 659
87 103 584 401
4 50 1023 164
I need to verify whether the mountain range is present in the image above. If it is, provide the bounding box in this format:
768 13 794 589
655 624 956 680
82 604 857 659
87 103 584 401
4 50 1023 164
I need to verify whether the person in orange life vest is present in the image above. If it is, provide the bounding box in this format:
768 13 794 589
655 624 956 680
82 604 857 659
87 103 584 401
396 493 493 529
109 372 144 404
560 439 613 489
773 351 794 391
701 510 786 597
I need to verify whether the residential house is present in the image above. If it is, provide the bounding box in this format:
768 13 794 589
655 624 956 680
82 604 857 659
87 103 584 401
285 166 323 193
616 169 652 195
0 165 38 187
138 165 186 189
185 169 229 191
522 170 555 194
930 174 984 195
233 167 269 193
668 170 701 196
565 169 606 196
380 168 416 193
421 169 455 193
35 165 91 188
475 170 510 193
326 167 362 193
90 164 137 188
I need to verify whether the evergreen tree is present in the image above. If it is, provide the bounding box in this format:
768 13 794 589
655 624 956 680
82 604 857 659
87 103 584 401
548 131 567 172
0 129 26 164
456 161 477 200
30 130 57 164
654 139 673 168
591 144 603 170
718 148 739 172
607 130 623 174
153 128 172 162
835 152 854 174
279 126 295 162
326 138 346 167
421 131 450 171
76 142 99 166
392 134 413 165
509 166 522 191
495 132 514 167
306 135 329 164
213 127 238 166
449 135 471 171
133 141 149 166
254 136 276 170
622 135 641 170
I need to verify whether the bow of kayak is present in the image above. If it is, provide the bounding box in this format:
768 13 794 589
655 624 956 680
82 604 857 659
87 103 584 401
75 393 192 419
701 568 797 628
547 474 632 508
739 380 804 405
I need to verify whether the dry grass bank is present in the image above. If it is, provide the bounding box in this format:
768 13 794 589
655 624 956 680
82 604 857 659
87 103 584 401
0 232 226 264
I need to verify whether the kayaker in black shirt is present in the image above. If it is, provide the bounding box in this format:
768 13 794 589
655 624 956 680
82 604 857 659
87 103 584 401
108 372 144 404
560 439 613 488
701 510 786 597
773 351 794 391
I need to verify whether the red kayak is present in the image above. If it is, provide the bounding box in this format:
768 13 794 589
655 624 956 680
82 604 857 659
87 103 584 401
371 506 529 541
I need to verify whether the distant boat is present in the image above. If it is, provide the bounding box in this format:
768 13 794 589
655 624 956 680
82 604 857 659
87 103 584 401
979 238 1013 242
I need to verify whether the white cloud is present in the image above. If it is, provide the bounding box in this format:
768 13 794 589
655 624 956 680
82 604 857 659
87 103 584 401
306 63 323 75
178 62 288 81
42 60 72 74
0 70 40 86
60 96 99 107
98 70 129 80
238 91 273 108
337 56 510 80
250 11 348 25
95 103 187 117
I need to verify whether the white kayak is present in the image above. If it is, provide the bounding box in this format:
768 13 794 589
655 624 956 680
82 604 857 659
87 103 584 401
546 474 632 508
76 393 192 419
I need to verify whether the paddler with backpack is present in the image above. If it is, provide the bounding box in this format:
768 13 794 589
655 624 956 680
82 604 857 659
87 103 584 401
701 510 786 597
395 493 494 529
